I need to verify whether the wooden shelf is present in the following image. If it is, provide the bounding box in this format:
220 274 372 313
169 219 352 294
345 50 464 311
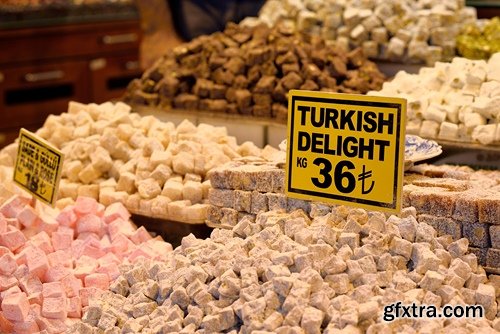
0 18 142 148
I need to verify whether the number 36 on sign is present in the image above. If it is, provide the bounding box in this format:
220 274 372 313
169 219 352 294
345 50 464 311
285 90 406 214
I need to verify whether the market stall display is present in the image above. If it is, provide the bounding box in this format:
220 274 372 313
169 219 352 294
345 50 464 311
0 101 280 224
0 192 172 333
457 17 500 60
369 52 500 146
404 164 500 272
124 22 385 121
69 207 499 333
254 0 477 65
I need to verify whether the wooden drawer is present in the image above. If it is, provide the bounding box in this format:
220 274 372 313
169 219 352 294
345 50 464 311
0 20 141 65
0 60 88 129
89 54 142 103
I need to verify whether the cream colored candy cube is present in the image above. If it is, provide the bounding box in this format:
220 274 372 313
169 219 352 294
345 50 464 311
422 104 446 123
419 120 440 138
464 112 486 130
172 152 195 175
438 122 459 140
78 164 101 184
137 178 162 199
142 138 164 157
126 193 141 212
472 124 497 145
183 181 203 204
64 160 83 182
116 172 136 194
167 200 191 222
90 147 113 173
68 101 88 115
162 179 183 201
58 180 79 200
77 184 99 200
150 164 172 187
185 203 209 222
150 151 172 169
151 196 171 218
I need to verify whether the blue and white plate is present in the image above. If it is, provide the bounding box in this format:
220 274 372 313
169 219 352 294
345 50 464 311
405 135 442 163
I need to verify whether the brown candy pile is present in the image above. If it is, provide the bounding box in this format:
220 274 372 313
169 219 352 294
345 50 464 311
124 22 385 121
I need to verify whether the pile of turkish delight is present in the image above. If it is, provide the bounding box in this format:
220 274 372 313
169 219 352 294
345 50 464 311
0 193 171 333
0 101 279 223
255 0 477 64
69 206 499 333
370 53 500 145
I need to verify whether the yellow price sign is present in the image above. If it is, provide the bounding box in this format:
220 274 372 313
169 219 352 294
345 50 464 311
285 90 406 213
13 129 64 206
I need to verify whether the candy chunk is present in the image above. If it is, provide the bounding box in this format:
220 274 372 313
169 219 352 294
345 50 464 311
38 214 59 235
67 296 82 318
96 262 121 281
42 296 67 319
0 286 21 300
77 214 103 236
109 234 135 255
79 287 104 308
0 252 17 276
0 274 17 291
29 231 54 254
60 275 83 298
45 264 72 283
1 292 30 322
42 282 65 298
51 231 73 251
56 207 77 228
0 196 31 219
182 181 203 204
103 202 131 224
84 273 110 290
0 229 26 252
130 226 153 245
25 246 49 280
172 152 195 175
16 206 40 228
162 179 183 201
74 197 98 216
137 178 162 200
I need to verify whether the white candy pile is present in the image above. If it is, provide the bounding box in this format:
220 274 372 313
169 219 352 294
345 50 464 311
370 53 500 145
252 0 477 64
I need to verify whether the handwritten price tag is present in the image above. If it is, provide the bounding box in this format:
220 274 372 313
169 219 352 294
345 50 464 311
13 129 64 206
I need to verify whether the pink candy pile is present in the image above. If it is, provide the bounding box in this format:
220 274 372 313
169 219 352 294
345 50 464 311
0 196 172 333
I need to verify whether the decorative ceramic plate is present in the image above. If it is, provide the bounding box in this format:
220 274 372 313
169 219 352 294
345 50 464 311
404 135 442 163
279 135 442 169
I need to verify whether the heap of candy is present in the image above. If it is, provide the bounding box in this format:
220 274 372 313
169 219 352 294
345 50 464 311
124 22 385 121
0 195 171 333
70 207 499 333
457 17 500 60
0 101 279 223
255 0 477 64
370 53 500 145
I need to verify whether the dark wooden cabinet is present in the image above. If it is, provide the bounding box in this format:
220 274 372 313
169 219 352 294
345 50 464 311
0 18 142 148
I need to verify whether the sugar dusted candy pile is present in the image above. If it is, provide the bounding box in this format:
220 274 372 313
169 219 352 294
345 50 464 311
71 207 499 333
255 0 477 65
124 22 385 120
0 195 172 333
0 101 277 223
370 53 500 145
